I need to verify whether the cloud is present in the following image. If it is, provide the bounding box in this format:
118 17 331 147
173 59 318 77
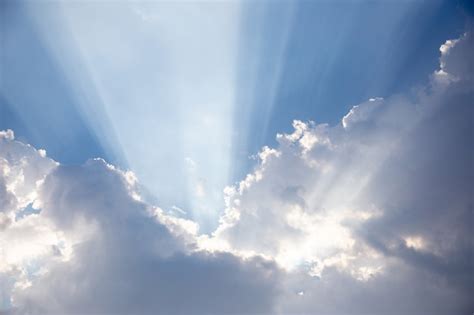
208 29 474 313
0 130 56 232
1 28 473 315
0 143 280 314
438 32 473 82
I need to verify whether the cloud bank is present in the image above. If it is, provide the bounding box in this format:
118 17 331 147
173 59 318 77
1 29 473 314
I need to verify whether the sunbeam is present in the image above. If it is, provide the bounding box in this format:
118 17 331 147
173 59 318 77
22 1 242 231
1 1 472 313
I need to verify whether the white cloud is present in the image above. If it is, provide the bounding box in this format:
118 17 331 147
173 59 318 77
0 130 14 141
0 136 280 314
208 28 474 313
1 29 473 315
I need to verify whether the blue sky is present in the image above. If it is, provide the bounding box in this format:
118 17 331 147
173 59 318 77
1 1 473 313
0 0 468 229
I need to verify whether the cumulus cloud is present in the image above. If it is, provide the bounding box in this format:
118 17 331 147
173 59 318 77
208 29 474 313
1 28 473 315
0 130 56 218
0 138 279 314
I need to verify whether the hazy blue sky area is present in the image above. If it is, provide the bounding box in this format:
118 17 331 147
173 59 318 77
233 0 467 174
0 0 469 228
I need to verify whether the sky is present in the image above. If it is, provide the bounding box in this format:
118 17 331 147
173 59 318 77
0 0 473 314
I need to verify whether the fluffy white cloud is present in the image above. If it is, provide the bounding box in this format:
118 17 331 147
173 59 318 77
0 140 280 314
1 29 473 314
0 130 56 217
208 29 474 313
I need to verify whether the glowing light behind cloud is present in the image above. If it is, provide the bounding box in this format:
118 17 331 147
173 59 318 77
25 1 244 230
16 0 447 234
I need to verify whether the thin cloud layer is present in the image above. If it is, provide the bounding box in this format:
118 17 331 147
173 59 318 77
1 29 473 314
